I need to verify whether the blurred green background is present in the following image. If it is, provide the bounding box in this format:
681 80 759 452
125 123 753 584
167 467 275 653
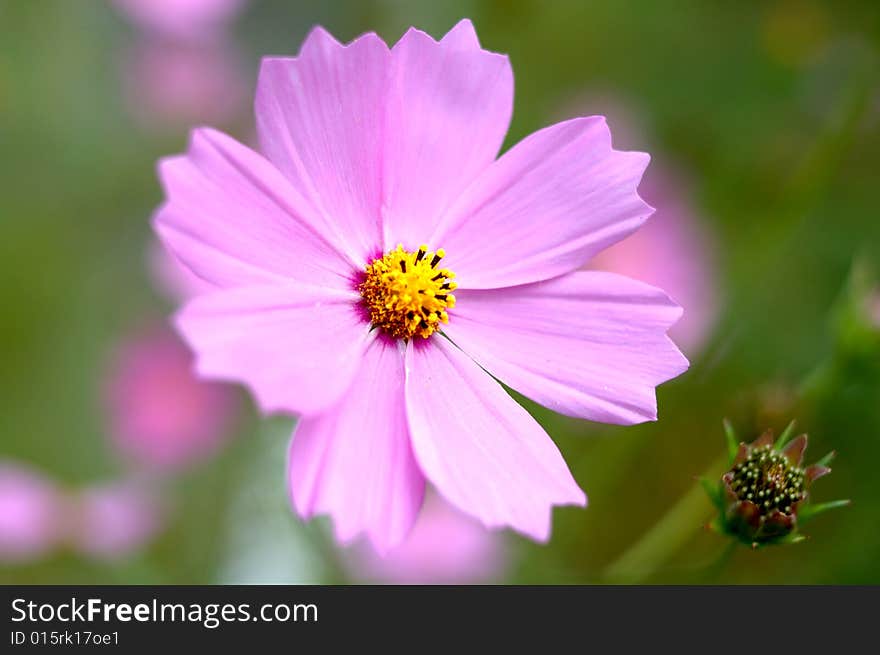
1 0 878 584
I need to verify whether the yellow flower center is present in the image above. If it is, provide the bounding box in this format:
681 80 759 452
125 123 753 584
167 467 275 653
359 244 457 340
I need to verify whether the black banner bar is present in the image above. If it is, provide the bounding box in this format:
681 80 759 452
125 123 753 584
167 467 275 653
1 586 873 649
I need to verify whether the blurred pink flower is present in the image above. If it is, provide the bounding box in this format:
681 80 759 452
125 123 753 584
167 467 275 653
0 463 164 562
0 463 63 562
113 0 247 41
122 38 247 131
69 482 163 560
104 325 238 472
149 239 216 302
154 20 687 552
349 494 506 584
590 165 718 354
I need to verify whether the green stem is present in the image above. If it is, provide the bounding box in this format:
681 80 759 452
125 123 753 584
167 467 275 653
603 455 727 584
700 540 738 583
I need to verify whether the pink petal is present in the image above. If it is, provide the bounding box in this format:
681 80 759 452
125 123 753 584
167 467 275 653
155 128 354 290
404 339 586 541
439 17 483 49
0 463 63 562
71 482 163 560
347 493 506 584
176 284 370 415
588 164 719 355
256 28 390 265
431 117 653 289
123 38 247 132
288 338 424 554
443 271 688 424
103 324 238 472
113 0 247 40
381 20 513 249
148 239 216 302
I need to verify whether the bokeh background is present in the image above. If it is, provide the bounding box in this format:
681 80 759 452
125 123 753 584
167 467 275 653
1 0 878 584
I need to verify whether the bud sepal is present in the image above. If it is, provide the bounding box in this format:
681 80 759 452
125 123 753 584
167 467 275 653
706 421 849 548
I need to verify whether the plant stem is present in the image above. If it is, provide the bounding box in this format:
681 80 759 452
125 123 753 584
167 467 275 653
603 455 727 584
700 540 738 583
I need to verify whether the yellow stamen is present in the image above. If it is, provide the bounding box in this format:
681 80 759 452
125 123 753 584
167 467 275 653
359 244 457 340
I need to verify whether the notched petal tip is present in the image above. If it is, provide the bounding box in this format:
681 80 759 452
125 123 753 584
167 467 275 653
182 125 230 157
155 153 185 188
442 18 480 47
569 487 589 509
440 18 511 59
627 149 652 175
519 517 552 544
584 114 652 170
663 334 690 378
155 127 241 191
396 18 488 53
393 19 508 64
303 24 389 53
299 24 343 54
393 25 434 49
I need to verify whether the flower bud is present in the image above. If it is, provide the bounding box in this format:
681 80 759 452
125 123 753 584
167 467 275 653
704 421 849 548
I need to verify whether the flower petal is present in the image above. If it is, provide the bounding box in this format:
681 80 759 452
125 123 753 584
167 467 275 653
442 271 688 424
381 20 513 249
438 17 483 49
288 337 425 553
155 128 354 289
0 464 63 561
176 284 369 415
432 117 653 289
404 338 585 541
256 28 390 265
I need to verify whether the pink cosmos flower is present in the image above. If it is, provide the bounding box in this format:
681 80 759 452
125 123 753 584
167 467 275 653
114 0 248 131
122 38 247 132
103 324 237 472
69 482 163 560
0 463 63 562
0 462 163 562
113 0 247 41
153 20 689 552
347 494 506 584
